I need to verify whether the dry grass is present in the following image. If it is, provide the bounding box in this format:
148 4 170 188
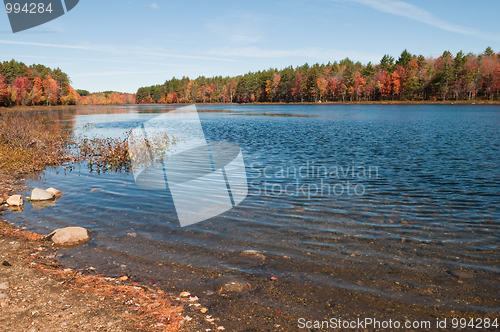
0 113 72 173
0 220 45 241
0 113 176 176
37 268 185 331
72 131 176 174
72 136 132 174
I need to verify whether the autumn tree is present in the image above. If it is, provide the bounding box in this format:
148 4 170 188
42 75 60 105
0 74 8 105
13 77 31 105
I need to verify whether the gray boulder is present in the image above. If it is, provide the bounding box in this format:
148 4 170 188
31 188 54 201
45 188 62 198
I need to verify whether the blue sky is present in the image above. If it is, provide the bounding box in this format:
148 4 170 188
1 0 499 93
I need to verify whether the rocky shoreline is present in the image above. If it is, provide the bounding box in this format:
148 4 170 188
0 181 224 332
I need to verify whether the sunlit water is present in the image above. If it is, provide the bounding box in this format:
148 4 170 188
5 105 500 322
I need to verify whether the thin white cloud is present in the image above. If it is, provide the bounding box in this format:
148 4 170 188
0 40 236 62
208 46 380 63
344 0 500 40
227 34 263 44
204 11 271 45
150 3 159 10
72 70 173 78
11 55 196 67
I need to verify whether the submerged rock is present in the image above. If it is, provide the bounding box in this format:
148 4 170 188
48 227 90 247
45 188 62 198
6 195 23 206
214 276 252 294
31 200 56 210
240 250 266 260
31 188 54 201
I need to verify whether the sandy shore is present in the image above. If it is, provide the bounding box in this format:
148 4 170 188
0 218 188 331
0 216 224 332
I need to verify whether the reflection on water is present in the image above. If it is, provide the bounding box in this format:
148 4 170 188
5 105 500 324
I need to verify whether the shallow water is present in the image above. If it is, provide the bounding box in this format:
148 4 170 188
5 104 500 328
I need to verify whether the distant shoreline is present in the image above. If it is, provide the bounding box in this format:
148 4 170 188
2 99 500 112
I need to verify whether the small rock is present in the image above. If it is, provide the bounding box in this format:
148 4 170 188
31 188 54 201
448 270 475 279
91 188 99 192
45 188 62 198
215 276 251 294
6 195 23 206
127 232 137 237
0 282 8 290
240 250 266 260
0 293 8 306
2 261 11 267
49 227 90 247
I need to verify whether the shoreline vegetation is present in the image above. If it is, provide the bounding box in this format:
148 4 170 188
2 98 500 113
0 111 175 184
0 59 135 108
136 48 500 104
1 48 500 109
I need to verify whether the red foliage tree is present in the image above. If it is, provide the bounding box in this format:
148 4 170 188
13 77 31 106
0 74 8 105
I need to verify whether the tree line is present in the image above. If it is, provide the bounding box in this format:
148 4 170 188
136 47 500 104
0 60 134 107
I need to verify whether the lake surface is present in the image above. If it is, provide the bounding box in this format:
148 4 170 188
5 104 500 329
